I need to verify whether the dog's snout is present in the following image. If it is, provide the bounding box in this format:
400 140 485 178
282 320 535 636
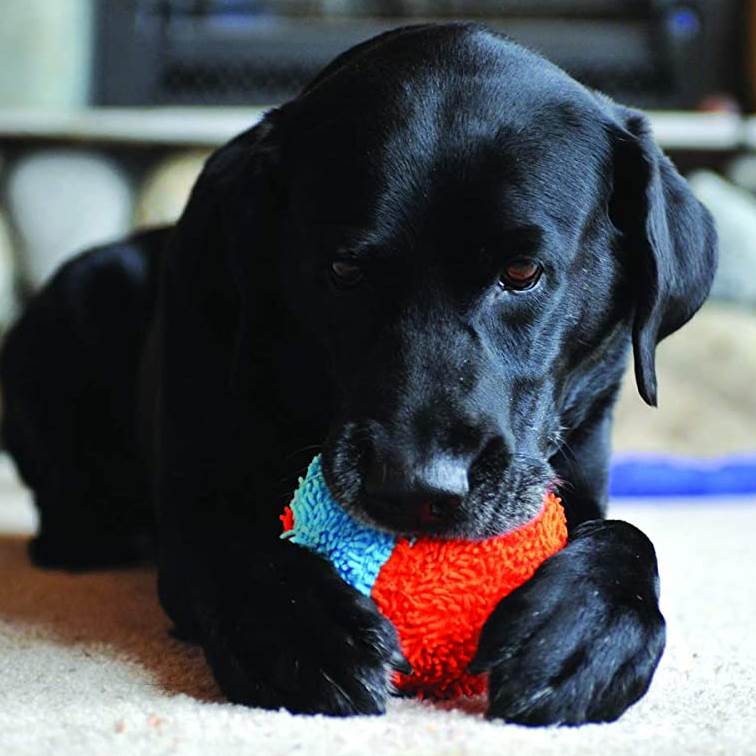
417 457 470 499
349 395 512 531
364 452 471 525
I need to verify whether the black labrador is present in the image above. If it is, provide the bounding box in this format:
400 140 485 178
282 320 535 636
0 24 717 725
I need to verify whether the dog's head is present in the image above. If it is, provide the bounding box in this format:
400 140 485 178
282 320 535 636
175 23 716 538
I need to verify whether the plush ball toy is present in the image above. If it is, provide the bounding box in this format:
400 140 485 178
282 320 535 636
280 455 567 699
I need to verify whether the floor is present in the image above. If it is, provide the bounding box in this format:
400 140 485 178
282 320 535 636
1 455 755 756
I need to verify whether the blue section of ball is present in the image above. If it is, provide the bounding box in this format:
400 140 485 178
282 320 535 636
281 455 396 596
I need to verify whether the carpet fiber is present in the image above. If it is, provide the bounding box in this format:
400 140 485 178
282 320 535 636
1 456 754 756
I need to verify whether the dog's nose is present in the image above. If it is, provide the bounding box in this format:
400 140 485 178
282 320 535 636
364 454 469 525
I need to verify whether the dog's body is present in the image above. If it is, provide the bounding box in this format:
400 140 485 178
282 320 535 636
1 24 716 725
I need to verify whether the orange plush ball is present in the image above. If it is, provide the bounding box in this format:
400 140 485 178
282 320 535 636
281 456 568 699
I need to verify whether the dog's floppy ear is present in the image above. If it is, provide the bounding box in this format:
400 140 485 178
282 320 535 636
162 112 282 394
607 106 718 406
156 112 285 524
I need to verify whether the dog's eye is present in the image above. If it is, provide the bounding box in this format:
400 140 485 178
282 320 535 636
330 259 364 288
498 258 543 291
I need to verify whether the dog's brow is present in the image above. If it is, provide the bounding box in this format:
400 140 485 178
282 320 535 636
317 220 414 261
483 225 544 253
312 222 378 254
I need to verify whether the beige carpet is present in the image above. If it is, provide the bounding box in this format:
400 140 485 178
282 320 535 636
0 456 755 756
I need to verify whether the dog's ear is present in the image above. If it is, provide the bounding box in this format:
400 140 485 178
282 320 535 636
607 107 718 406
162 113 282 395
157 113 285 515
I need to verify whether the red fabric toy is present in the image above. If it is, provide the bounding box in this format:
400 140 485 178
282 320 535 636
281 455 567 699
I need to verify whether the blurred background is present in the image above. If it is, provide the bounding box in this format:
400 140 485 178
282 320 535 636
0 0 754 493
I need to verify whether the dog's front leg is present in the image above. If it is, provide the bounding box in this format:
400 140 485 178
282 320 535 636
159 518 408 715
470 400 666 725
469 518 665 725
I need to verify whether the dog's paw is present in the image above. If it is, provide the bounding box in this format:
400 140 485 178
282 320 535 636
200 544 409 716
469 520 666 726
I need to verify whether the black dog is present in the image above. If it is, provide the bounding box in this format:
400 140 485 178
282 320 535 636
1 24 716 725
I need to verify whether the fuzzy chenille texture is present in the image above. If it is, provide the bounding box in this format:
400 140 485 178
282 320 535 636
280 456 395 597
281 455 568 698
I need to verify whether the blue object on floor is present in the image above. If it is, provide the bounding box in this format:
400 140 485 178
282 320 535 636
609 454 756 497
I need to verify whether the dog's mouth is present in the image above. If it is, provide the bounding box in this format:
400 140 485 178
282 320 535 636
355 491 468 536
320 421 554 540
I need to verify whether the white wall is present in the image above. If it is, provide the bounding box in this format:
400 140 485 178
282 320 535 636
0 0 93 108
